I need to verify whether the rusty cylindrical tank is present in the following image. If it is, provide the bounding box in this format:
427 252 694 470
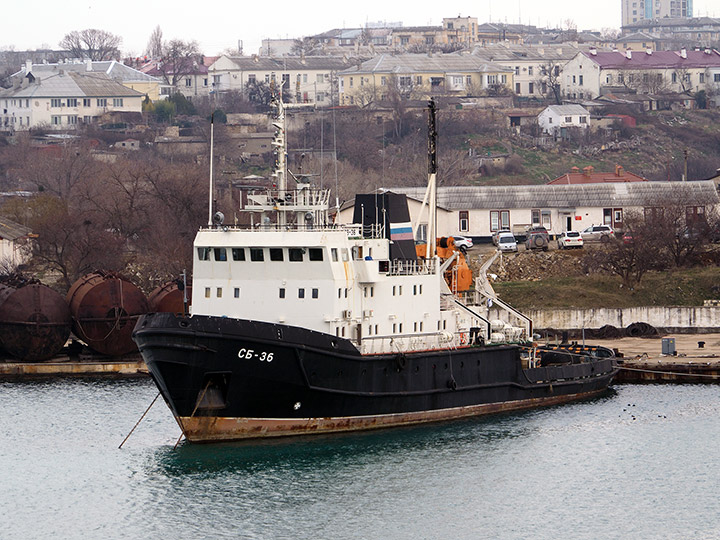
148 279 192 314
0 277 72 362
66 271 149 357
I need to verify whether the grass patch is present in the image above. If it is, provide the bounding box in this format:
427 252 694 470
494 266 720 310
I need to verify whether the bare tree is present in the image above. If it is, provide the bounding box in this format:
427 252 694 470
20 194 126 289
537 61 564 104
158 39 201 87
146 25 163 59
349 82 378 108
59 29 122 60
291 37 319 56
583 211 654 289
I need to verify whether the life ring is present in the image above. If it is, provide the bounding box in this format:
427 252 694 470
459 332 468 345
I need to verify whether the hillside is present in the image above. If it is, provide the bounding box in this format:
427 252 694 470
463 108 720 185
485 249 720 310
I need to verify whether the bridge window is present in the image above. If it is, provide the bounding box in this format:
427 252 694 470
309 248 324 261
331 248 338 261
289 248 304 261
232 248 245 261
270 248 283 261
279 288 286 298
214 248 227 261
312 288 319 298
197 247 211 260
298 288 305 299
250 248 264 261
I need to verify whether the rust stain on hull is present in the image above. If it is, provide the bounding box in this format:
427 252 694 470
178 390 608 442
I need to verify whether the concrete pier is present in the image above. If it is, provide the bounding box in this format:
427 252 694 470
584 333 720 383
0 355 148 379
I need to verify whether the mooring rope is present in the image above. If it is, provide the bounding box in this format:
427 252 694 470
118 391 161 449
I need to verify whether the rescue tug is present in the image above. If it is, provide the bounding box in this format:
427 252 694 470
132 98 618 442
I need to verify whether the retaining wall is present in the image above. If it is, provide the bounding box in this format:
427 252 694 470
525 306 720 333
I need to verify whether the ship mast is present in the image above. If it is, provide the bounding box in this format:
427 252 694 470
270 94 288 227
426 99 438 259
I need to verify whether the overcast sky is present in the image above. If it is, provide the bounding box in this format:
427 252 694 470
3 0 718 57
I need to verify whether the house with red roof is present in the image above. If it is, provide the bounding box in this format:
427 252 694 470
562 48 720 104
547 165 648 185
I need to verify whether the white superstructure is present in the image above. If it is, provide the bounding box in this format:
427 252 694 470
190 96 528 355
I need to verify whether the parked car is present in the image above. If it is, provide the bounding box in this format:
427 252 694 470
557 230 583 249
491 228 511 246
580 225 614 242
452 235 473 253
525 226 550 251
622 230 638 244
497 232 518 252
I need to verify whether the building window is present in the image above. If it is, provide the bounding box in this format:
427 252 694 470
185 78 192 87
66 98 78 107
97 98 107 107
565 116 572 122
113 98 123 107
528 82 534 94
417 76 423 85
83 98 91 107
579 116 587 124
459 211 469 232
515 83 521 94
68 116 78 125
51 116 61 125
51 99 62 107
490 210 510 231
528 66 533 76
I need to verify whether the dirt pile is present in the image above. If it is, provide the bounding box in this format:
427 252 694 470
487 250 589 282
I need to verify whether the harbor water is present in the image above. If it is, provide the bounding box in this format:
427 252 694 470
1 378 719 539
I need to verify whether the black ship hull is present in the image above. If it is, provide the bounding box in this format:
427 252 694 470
133 312 618 442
